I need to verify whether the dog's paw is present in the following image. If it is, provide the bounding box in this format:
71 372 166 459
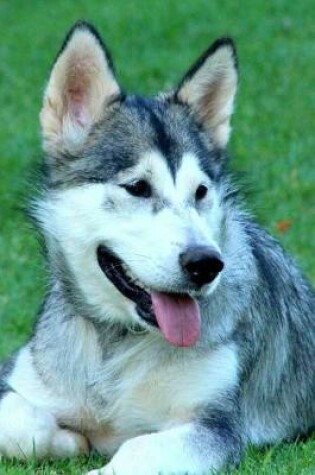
86 435 156 475
0 392 89 459
86 430 204 475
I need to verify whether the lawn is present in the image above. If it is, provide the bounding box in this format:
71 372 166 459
0 0 314 473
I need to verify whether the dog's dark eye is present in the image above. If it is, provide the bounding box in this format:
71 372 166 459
195 184 208 201
122 180 152 198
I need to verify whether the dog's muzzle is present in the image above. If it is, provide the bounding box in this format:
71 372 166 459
96 244 224 348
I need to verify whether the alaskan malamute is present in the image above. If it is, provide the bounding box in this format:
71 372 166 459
0 21 314 475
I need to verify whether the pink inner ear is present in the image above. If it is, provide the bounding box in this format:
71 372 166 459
68 86 89 128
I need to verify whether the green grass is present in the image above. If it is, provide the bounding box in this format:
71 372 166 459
0 0 314 473
1 442 315 475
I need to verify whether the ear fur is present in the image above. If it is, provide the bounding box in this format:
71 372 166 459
175 38 238 148
40 21 120 156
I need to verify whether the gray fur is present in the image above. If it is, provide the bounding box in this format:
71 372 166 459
0 356 16 398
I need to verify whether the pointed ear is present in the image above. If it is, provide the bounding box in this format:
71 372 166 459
175 38 238 148
40 21 120 156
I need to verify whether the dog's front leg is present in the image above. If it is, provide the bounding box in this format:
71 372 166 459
0 391 89 459
87 416 242 475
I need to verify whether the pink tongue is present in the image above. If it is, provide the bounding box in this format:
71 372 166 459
151 292 201 347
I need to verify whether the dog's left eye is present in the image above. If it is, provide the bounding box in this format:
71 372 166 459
195 184 208 201
121 180 152 198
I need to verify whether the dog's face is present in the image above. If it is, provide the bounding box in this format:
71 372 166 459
37 22 238 347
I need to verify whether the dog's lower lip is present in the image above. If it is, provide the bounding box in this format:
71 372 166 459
136 305 159 328
97 245 157 325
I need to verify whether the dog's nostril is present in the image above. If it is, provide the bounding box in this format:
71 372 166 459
179 246 224 286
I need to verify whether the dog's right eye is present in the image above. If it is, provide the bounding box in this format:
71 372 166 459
195 184 208 201
121 180 152 198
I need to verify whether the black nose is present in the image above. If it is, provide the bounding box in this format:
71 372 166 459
179 246 224 287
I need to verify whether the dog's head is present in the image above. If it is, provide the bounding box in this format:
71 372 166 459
36 22 238 347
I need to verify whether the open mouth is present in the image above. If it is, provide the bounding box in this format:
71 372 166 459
97 245 201 347
97 245 157 327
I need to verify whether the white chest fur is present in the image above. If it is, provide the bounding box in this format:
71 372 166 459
8 334 238 455
86 337 238 453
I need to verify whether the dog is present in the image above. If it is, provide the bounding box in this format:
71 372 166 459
0 21 314 475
